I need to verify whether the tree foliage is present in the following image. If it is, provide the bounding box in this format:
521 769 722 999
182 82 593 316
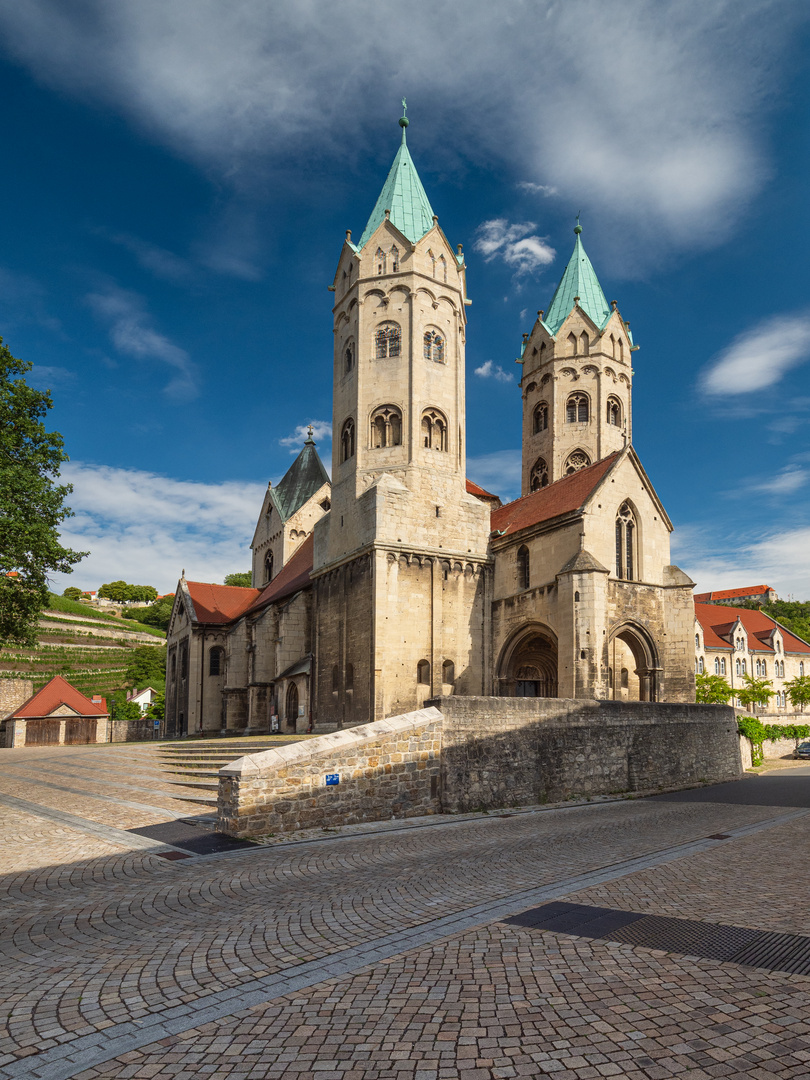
224 572 253 588
62 586 83 601
109 691 142 724
736 674 773 709
0 338 86 644
144 691 165 722
98 580 158 603
122 594 173 631
785 675 810 712
695 672 733 704
124 645 167 690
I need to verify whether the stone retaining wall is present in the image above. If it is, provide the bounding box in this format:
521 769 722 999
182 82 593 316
218 708 443 837
108 718 162 743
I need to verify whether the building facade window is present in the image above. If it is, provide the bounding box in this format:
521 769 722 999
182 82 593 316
370 405 402 448
375 322 401 359
421 408 448 451
442 659 455 685
264 551 274 583
801 661 805 677
390 245 399 272
517 545 530 590
417 659 430 685
375 247 386 275
607 396 622 426
530 457 549 490
423 330 445 363
615 502 636 580
720 657 726 675
566 392 589 423
340 417 355 462
698 656 704 673
344 341 355 373
209 647 223 677
564 449 591 474
533 402 549 433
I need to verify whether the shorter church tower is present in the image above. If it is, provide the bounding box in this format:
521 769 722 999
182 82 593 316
519 224 635 494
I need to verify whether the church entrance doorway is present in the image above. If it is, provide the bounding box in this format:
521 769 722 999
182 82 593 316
285 682 299 732
608 624 660 702
497 625 558 698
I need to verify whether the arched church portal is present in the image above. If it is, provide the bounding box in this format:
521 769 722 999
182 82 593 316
285 682 299 732
608 623 660 702
497 624 558 698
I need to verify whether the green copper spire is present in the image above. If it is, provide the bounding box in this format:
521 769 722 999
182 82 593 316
356 103 436 250
544 221 611 336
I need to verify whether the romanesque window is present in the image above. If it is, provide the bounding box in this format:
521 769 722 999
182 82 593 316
421 408 448 451
533 402 548 433
438 254 447 282
209 647 224 677
370 404 402 448
375 247 386 275
564 449 591 474
340 417 355 462
417 659 430 685
171 653 176 679
423 330 445 363
264 551 274 583
375 323 401 358
517 545 530 590
566 393 589 423
614 502 636 580
391 245 399 272
607 396 622 426
344 340 355 374
530 457 549 491
442 659 455 686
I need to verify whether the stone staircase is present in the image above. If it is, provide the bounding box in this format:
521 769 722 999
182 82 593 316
157 736 309 788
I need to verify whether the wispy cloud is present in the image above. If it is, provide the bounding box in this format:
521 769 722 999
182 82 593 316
474 360 513 383
466 448 522 503
518 181 558 198
28 365 75 388
279 420 333 451
85 285 198 398
473 220 556 277
100 230 194 283
701 313 810 395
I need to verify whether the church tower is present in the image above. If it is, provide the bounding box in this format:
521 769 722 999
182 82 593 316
519 224 636 494
312 106 492 727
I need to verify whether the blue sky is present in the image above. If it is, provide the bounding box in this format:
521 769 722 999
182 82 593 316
2 1 809 597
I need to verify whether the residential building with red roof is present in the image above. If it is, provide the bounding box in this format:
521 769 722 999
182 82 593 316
165 120 696 738
5 676 109 747
694 585 778 606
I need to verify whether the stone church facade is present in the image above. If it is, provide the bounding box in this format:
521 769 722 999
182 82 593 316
165 114 696 738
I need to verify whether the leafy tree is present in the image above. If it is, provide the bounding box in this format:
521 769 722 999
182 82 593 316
736 674 773 710
109 691 142 723
224 572 253 587
62 586 83 601
144 691 165 722
695 672 733 704
130 584 158 603
0 338 86 644
124 645 167 690
98 580 132 602
785 675 810 712
122 594 173 631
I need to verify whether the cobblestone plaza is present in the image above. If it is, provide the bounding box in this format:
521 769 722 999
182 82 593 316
1 742 809 1079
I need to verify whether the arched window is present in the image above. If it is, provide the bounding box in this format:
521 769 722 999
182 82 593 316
566 393 589 423
438 254 447 282
442 659 455 686
530 457 549 490
736 659 741 676
417 659 431 685
607 396 622 426
533 402 548 433
375 322 401 359
615 502 636 580
742 659 747 675
695 633 700 649
801 661 805 677
264 551 274 583
423 330 445 363
720 658 726 675
517 545 530 590
714 657 720 675
370 405 402 448
344 341 355 374
340 417 355 462
567 331 578 355
621 668 629 689
617 338 624 362
286 682 299 724
579 332 590 356
428 250 436 277
421 408 448 451
390 245 399 272
564 450 591 474
375 247 386 275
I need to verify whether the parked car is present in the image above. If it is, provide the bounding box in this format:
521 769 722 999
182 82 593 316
793 741 810 760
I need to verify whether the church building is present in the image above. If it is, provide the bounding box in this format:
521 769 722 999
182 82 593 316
165 112 696 738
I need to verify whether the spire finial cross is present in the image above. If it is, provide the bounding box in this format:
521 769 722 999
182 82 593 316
401 97 407 117
399 97 409 138
306 423 314 442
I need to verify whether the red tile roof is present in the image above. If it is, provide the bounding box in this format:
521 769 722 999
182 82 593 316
466 479 500 502
490 453 619 538
694 585 775 602
247 534 314 615
11 676 110 719
185 581 261 624
695 602 810 654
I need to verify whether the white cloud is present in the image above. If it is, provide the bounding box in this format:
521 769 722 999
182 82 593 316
474 360 513 384
0 1 798 263
100 230 194 282
466 449 522 503
279 420 333 450
701 313 810 396
751 465 808 496
518 181 558 197
85 285 198 398
51 462 267 594
473 220 556 277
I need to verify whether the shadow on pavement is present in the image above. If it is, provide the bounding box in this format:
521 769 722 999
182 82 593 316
652 769 810 808
128 816 257 854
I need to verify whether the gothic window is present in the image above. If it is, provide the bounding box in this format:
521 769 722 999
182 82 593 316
375 247 386 275
442 659 455 686
438 254 447 282
375 322 401 359
264 551 274 583
423 330 445 363
417 659 431 685
756 659 761 676
530 457 549 491
736 659 741 676
698 656 704 674
344 340 355 374
801 662 805 677
391 245 399 272
421 408 448 451
720 658 726 675
370 404 402 448
567 331 578 355
695 633 700 649
566 393 589 423
340 417 355 462
742 659 747 675
614 501 636 580
580 332 590 356
607 396 622 426
517 545 530 590
533 402 548 433
564 449 591 474
617 338 624 362
428 250 436 277
209 647 224 677
714 657 720 675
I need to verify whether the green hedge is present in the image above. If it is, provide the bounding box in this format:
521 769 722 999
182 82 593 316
737 717 810 766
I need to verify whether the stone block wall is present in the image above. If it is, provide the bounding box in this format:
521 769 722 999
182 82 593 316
218 707 443 837
433 696 741 813
0 679 33 719
108 718 160 742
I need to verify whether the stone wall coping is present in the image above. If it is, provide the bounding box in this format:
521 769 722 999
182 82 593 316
219 706 443 777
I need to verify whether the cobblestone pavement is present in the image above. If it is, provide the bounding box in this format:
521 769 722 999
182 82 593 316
1 745 809 1080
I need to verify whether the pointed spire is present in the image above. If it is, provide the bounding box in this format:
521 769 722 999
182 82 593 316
356 105 435 250
544 220 611 336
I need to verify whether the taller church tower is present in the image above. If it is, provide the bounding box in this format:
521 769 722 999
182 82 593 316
312 108 492 727
519 224 636 494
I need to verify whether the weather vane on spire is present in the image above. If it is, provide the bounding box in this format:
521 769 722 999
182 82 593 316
575 211 582 235
399 97 409 137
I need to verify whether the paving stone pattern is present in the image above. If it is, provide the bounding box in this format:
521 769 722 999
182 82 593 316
1 745 809 1079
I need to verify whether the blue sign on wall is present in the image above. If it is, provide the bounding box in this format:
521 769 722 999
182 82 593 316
154 720 160 727
325 774 340 786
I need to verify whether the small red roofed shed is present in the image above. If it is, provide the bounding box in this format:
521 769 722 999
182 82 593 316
6 676 109 748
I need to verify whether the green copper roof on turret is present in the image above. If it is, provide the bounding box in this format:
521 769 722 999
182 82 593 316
356 101 436 251
544 221 611 336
